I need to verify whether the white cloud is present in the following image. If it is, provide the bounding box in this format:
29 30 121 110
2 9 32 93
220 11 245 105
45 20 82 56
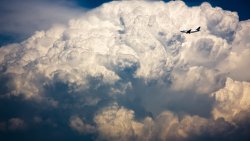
94 104 144 141
0 0 250 140
0 0 235 99
171 66 224 94
69 116 95 134
94 104 233 141
201 2 239 42
212 78 250 122
218 20 250 81
0 0 85 39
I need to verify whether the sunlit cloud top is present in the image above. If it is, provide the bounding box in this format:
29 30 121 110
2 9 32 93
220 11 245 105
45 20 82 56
0 0 250 141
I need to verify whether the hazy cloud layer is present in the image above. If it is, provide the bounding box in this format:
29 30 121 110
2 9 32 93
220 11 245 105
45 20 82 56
0 0 250 140
0 0 85 45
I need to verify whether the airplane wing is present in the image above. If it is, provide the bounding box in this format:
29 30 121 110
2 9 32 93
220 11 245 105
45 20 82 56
190 27 201 33
196 26 200 31
180 29 191 34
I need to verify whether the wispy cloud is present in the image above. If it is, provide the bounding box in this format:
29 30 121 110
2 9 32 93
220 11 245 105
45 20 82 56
0 0 85 45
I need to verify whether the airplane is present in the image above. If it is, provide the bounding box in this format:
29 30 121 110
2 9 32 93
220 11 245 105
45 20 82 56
180 27 200 34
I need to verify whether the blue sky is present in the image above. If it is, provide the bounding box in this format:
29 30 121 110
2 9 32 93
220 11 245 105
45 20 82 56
27 0 248 20
74 0 250 20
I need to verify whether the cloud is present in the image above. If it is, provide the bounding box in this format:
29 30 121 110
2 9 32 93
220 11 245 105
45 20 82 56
218 20 250 81
0 0 250 140
212 78 250 122
94 104 234 141
201 2 239 42
95 104 144 141
0 0 85 46
69 115 95 134
8 118 26 130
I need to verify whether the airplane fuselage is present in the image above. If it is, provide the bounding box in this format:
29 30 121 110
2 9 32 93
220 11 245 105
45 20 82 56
180 27 200 34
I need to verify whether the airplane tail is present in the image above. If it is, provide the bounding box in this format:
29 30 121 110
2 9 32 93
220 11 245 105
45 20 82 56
196 26 201 31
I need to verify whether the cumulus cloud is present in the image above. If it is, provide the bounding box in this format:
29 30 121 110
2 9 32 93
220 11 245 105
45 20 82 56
218 20 250 81
95 104 144 141
69 115 95 134
94 104 234 141
0 0 250 140
212 78 250 122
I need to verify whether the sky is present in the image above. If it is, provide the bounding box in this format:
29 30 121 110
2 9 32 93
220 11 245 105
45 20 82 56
75 0 250 20
0 0 250 141
0 0 249 46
